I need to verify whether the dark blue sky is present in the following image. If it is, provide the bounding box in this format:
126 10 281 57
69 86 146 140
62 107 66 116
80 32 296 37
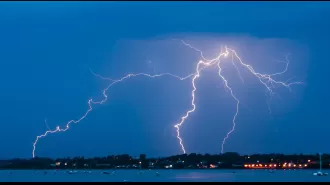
0 2 329 159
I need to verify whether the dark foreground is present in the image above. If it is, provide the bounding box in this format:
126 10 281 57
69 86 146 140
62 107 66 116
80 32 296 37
2 153 329 170
1 169 330 182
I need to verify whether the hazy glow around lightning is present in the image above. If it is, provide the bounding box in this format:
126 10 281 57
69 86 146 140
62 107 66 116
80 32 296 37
32 39 302 157
32 71 194 158
173 41 302 154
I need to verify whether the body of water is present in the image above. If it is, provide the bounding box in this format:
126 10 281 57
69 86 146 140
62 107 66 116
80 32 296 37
0 169 329 182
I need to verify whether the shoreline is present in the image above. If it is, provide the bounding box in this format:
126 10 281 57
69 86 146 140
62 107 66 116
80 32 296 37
0 168 326 171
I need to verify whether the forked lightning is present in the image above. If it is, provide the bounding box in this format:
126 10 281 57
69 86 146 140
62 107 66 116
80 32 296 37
32 40 302 157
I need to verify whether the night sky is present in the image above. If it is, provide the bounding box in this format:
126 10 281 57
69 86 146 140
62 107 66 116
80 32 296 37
0 2 329 159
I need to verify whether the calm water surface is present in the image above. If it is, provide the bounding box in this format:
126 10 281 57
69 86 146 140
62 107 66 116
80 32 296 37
1 169 330 182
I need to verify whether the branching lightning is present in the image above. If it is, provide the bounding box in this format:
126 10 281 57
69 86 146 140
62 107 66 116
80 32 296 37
32 40 302 158
32 71 194 158
174 41 302 154
44 118 51 131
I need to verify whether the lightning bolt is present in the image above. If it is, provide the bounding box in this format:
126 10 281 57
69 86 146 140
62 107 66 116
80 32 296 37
173 40 302 154
32 40 302 157
32 72 194 158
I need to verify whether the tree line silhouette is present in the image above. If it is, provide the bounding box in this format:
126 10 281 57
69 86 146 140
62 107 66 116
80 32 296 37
1 152 329 170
